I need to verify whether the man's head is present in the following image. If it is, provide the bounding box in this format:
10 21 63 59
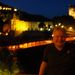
52 27 67 49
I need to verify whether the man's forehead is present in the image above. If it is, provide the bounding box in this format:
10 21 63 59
53 31 66 36
53 27 66 34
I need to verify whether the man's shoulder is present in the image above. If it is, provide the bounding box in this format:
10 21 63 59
65 41 75 46
65 41 75 49
45 43 54 49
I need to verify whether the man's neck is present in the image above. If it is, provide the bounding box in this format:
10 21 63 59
55 45 64 51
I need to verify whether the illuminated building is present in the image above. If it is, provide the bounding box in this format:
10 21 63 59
0 2 53 36
69 5 75 19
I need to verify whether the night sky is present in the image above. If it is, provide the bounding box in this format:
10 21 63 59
1 0 75 18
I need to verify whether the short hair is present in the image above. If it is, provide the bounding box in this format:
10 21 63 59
52 27 67 36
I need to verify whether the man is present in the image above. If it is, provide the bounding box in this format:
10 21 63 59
39 27 75 75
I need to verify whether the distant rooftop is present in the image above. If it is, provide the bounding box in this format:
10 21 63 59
0 2 50 21
69 5 75 8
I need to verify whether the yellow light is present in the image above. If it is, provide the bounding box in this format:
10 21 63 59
0 32 2 35
8 45 16 51
68 27 73 31
69 8 75 19
19 44 23 48
0 6 2 10
3 7 6 10
14 8 17 12
31 42 36 47
23 43 27 48
19 43 28 48
5 33 8 36
58 23 61 26
15 20 28 31
27 42 31 48
40 28 44 31
35 41 40 46
61 25 64 28
55 24 58 27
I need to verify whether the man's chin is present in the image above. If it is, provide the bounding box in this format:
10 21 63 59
57 44 64 47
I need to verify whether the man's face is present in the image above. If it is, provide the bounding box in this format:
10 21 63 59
53 30 66 47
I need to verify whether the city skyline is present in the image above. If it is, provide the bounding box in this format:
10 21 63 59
0 0 75 19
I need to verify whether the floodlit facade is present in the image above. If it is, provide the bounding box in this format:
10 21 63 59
69 5 75 19
0 2 53 36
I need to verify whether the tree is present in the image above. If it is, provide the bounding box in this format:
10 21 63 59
38 22 45 28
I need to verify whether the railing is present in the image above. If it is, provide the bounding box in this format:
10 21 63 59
0 36 75 51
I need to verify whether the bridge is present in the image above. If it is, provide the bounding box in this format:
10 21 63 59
2 36 75 51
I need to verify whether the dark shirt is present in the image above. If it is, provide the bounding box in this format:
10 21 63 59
43 42 75 75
